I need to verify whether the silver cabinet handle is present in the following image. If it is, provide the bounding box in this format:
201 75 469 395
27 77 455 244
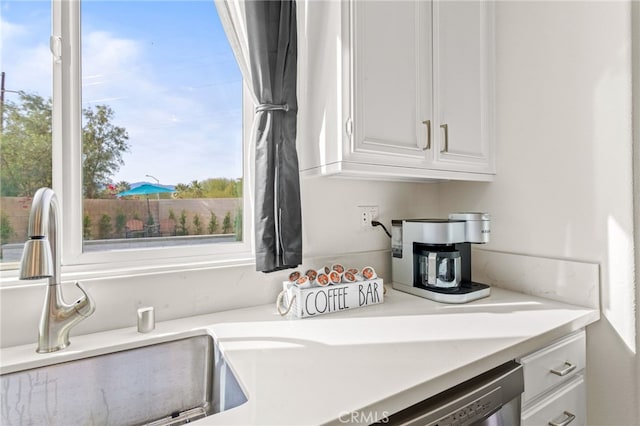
548 411 576 426
422 120 431 150
440 123 449 153
550 362 577 376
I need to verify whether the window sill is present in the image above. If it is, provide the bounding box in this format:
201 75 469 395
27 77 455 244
0 253 255 288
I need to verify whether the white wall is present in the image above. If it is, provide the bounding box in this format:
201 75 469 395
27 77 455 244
437 2 637 425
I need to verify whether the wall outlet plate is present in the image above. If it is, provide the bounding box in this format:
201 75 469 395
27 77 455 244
359 205 379 230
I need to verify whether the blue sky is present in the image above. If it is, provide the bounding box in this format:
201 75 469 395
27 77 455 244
1 0 243 186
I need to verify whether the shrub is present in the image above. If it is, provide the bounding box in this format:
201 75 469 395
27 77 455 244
0 212 15 245
177 210 189 236
83 215 92 239
115 211 127 237
222 211 232 234
193 213 203 235
98 214 113 239
208 211 218 234
234 208 242 241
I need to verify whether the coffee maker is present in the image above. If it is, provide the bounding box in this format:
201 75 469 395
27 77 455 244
391 213 491 303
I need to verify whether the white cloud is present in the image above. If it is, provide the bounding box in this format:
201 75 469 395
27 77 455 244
2 8 243 185
80 30 243 184
0 17 28 40
1 16 51 97
82 31 150 102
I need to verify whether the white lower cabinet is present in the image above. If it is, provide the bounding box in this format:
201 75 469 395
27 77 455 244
522 374 586 426
518 329 587 426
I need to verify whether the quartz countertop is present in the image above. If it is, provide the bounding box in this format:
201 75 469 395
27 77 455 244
0 287 599 425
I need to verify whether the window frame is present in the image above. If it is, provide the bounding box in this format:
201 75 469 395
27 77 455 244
52 0 254 276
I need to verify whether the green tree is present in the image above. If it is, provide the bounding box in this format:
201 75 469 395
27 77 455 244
234 208 243 241
0 212 15 245
173 183 190 199
115 211 127 237
222 211 232 234
173 178 242 199
98 214 113 239
0 92 130 198
83 215 92 239
177 210 189 236
82 105 130 198
208 211 218 234
115 181 131 193
193 213 203 235
98 180 131 199
189 180 204 198
201 178 235 198
0 92 52 196
230 178 243 198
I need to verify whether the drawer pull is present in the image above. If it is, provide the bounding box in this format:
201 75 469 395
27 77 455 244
440 123 449 153
422 120 431 150
550 362 577 376
548 411 576 426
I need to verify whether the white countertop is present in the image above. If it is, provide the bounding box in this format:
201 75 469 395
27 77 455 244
0 287 599 425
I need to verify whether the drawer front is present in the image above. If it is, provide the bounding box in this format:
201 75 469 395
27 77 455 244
522 374 586 426
520 330 585 403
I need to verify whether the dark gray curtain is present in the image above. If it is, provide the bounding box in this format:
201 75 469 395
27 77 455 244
245 0 301 272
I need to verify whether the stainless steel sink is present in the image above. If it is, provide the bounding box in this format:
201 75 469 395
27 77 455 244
1 334 247 425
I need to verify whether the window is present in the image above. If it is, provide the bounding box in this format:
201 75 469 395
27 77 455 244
0 1 53 266
0 0 252 272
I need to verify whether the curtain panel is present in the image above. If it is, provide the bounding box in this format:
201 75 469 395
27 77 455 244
215 0 302 272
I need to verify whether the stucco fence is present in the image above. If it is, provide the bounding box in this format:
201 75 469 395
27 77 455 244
0 197 242 244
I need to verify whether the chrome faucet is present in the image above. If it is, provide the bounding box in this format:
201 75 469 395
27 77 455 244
19 187 96 353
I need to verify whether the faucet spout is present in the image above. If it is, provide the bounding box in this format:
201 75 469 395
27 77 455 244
19 188 96 353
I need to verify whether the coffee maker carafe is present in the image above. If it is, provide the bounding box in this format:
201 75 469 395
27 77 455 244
414 244 461 289
391 213 490 303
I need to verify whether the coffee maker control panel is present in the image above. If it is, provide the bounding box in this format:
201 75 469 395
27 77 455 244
448 212 490 243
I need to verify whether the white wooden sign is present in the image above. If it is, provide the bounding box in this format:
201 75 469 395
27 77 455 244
281 279 384 318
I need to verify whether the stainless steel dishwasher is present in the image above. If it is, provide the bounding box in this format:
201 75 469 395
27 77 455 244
382 360 524 426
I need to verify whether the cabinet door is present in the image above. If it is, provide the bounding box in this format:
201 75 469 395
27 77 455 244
519 330 586 405
433 1 494 173
352 0 432 163
522 374 586 426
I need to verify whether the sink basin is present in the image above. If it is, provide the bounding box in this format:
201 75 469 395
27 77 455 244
1 334 247 425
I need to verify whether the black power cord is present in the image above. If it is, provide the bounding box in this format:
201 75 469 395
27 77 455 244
371 220 392 238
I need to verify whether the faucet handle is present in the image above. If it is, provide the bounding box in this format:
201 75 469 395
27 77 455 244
73 281 96 318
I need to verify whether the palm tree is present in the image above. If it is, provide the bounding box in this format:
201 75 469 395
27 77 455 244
115 181 130 193
174 183 190 199
190 180 204 198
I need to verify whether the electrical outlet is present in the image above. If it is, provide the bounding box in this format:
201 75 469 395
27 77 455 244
359 205 379 230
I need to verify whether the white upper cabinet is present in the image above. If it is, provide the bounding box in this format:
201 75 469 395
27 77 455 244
432 1 495 174
353 0 432 162
297 1 495 181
